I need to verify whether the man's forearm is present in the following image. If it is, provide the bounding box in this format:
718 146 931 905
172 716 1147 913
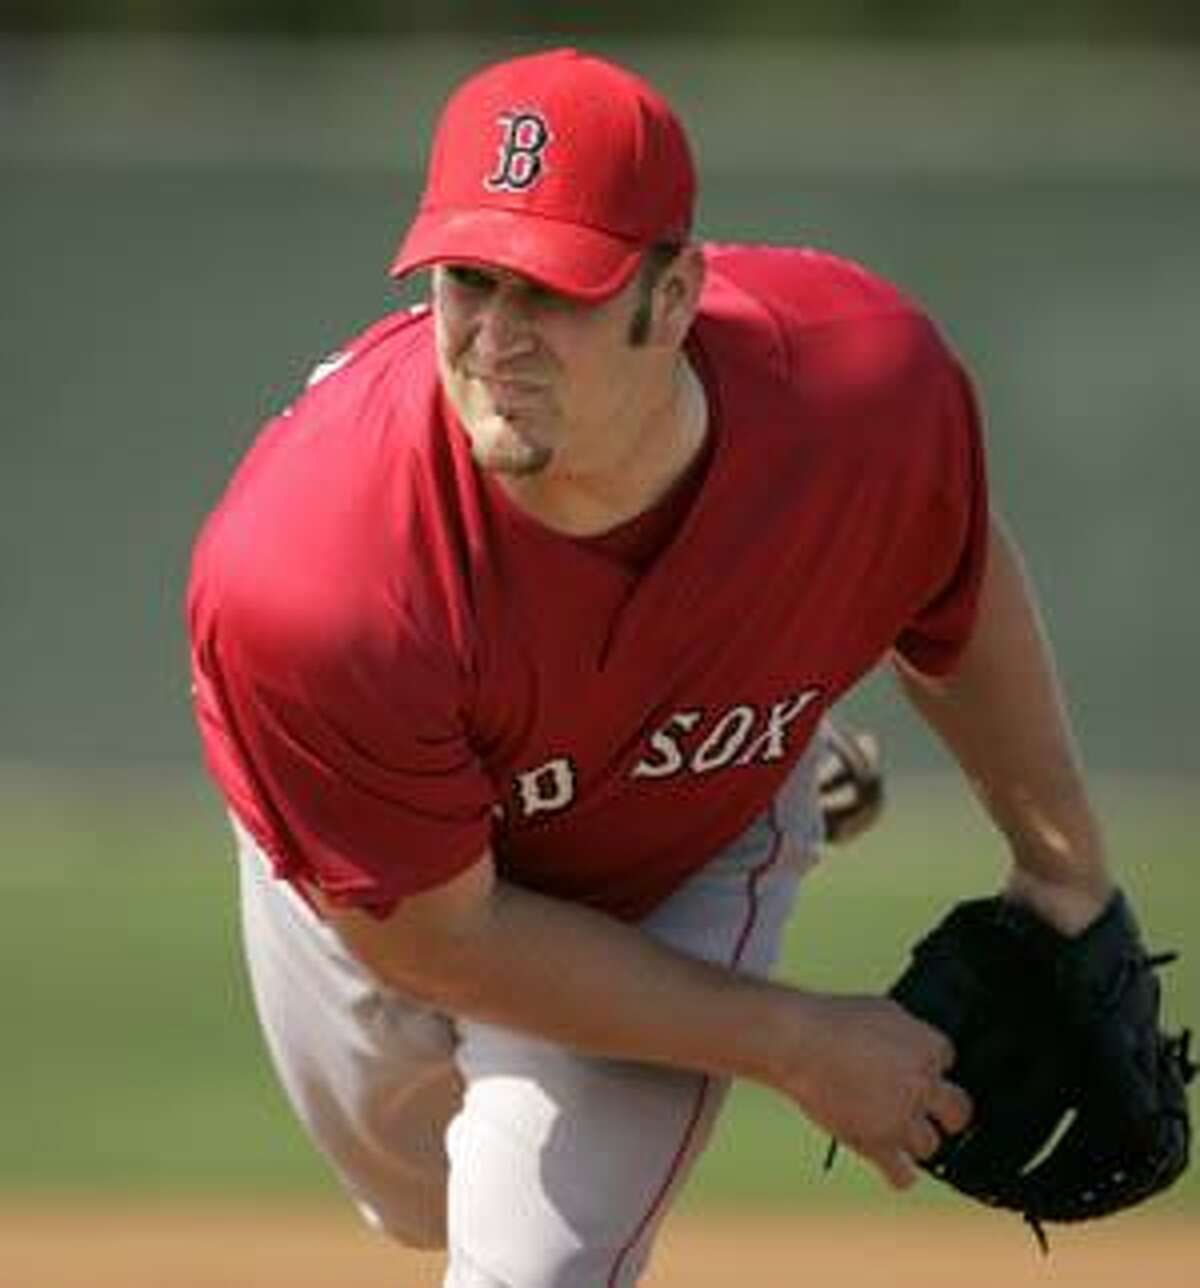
325 866 971 1190
355 871 802 1087
895 516 1113 931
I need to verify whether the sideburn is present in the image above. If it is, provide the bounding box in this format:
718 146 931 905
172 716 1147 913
626 242 684 348
627 299 653 347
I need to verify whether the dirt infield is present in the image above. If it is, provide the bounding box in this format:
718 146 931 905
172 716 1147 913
2 1201 1196 1287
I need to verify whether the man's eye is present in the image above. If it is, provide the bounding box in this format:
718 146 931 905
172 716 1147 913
447 266 495 291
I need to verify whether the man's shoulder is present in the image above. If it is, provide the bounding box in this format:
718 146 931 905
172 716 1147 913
698 242 955 399
187 306 450 651
700 242 918 329
295 303 436 407
220 302 440 514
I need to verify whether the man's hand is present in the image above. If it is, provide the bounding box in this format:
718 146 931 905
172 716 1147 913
773 993 973 1190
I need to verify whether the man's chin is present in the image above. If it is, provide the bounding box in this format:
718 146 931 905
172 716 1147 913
468 418 554 476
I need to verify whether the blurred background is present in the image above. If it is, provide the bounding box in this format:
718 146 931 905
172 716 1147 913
1 0 1197 1275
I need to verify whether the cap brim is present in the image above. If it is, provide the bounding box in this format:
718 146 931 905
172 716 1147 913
389 207 644 302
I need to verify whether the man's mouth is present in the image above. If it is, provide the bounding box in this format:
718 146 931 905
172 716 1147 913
467 369 546 393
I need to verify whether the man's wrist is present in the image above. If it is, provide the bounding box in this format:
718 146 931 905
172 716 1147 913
1003 863 1115 936
726 980 834 1093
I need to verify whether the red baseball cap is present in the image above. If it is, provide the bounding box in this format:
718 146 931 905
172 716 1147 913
390 48 696 301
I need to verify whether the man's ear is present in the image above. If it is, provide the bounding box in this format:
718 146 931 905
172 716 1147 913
656 245 706 345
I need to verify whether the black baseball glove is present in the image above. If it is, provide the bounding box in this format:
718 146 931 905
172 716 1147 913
889 889 1194 1248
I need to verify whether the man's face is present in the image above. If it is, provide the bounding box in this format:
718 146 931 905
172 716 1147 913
432 263 653 479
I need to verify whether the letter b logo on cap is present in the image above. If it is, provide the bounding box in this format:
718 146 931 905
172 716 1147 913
484 111 551 192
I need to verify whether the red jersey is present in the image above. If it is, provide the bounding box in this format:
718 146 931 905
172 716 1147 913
187 245 988 920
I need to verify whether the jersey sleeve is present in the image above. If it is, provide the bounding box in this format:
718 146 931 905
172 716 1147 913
891 353 990 676
187 520 495 918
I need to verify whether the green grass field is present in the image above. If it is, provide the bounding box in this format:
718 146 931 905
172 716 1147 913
2 770 1195 1214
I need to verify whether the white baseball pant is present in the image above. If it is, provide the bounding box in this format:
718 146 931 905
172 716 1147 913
233 742 823 1287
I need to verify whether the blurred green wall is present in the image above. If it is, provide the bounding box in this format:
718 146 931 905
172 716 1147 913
8 0 1200 42
2 39 1198 773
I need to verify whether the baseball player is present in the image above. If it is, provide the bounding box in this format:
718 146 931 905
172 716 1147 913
187 48 1118 1287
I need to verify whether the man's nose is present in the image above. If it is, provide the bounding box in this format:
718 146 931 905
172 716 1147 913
473 290 537 360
